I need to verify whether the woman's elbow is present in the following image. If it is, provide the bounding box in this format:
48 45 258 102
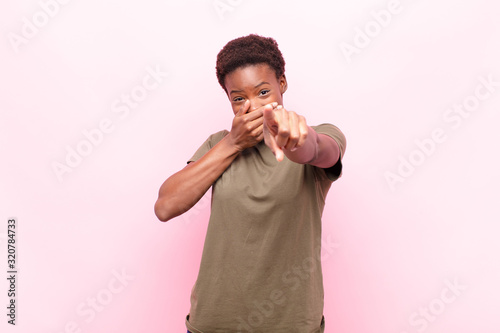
154 199 172 222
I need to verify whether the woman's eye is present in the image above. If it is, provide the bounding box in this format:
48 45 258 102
259 90 270 96
233 97 244 102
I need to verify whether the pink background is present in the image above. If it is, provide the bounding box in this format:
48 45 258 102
1 0 499 332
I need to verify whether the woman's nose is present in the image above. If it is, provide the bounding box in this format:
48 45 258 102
249 99 261 111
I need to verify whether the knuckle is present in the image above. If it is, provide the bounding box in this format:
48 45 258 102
279 128 290 137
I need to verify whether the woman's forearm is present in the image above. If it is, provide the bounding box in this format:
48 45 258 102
154 135 240 222
283 126 340 168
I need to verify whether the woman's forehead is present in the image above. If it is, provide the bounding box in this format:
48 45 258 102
225 63 278 90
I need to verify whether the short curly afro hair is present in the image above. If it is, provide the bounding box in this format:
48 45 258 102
216 34 286 92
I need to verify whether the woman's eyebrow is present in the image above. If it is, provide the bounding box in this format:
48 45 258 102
230 82 271 95
230 88 243 94
255 81 270 88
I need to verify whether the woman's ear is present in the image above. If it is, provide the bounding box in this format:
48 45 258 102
280 74 288 95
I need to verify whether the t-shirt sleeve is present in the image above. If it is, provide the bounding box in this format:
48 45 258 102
187 130 230 164
311 123 347 182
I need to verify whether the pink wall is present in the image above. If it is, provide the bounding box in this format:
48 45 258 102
1 0 499 332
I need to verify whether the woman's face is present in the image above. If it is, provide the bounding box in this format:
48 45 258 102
224 63 287 115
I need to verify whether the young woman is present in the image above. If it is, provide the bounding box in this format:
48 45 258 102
154 34 346 333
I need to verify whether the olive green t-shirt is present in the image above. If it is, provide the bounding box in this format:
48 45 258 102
185 123 346 333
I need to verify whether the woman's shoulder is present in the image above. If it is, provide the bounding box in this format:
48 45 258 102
205 129 230 147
